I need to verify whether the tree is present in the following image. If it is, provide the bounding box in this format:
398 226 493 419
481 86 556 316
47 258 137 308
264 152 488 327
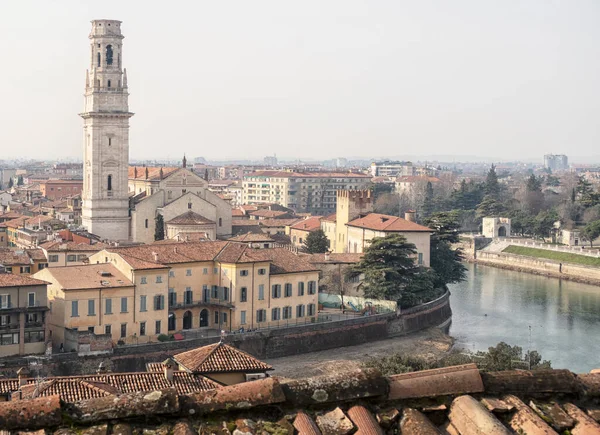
349 234 419 301
421 181 435 217
524 174 544 214
476 195 505 219
484 164 500 198
7 178 13 189
17 175 23 186
303 229 329 253
154 214 165 241
581 220 600 248
423 211 467 287
532 210 559 240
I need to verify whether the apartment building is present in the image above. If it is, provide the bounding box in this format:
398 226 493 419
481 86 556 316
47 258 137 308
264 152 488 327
0 273 49 357
243 171 371 215
88 241 319 334
38 179 83 200
34 263 168 349
370 161 415 177
39 240 107 267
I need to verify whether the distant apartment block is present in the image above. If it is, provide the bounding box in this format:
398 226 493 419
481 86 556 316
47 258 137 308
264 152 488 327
39 179 83 200
370 161 415 177
543 154 569 171
243 171 371 215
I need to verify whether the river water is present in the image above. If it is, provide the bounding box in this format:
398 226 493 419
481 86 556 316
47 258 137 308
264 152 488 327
448 263 600 373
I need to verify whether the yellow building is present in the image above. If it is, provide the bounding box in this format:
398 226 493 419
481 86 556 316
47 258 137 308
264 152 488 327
34 263 169 349
0 248 48 275
89 240 320 333
0 274 49 358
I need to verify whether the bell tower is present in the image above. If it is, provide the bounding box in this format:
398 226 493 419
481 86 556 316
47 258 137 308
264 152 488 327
81 19 132 241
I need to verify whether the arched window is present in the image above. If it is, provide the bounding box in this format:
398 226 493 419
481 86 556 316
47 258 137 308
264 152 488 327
188 202 192 210
107 80 111 88
97 52 101 67
106 45 113 65
107 175 112 191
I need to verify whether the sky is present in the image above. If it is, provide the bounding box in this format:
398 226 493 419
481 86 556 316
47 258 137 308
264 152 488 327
1 0 600 162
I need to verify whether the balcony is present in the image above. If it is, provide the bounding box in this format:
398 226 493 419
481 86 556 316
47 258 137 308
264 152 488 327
0 302 48 312
170 298 234 310
0 323 20 331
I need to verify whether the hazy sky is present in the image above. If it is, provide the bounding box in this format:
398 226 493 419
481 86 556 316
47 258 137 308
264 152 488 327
2 1 599 162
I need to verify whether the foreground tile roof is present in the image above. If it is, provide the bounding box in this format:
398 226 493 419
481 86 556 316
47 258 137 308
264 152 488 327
40 263 133 290
290 216 323 232
347 212 433 232
0 273 48 288
166 210 215 225
173 342 273 374
2 365 600 432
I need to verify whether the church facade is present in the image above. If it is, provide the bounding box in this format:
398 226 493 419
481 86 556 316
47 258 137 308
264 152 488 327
80 21 231 243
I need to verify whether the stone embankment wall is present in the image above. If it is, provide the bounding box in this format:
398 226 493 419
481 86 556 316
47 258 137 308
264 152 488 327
0 292 452 378
474 251 600 285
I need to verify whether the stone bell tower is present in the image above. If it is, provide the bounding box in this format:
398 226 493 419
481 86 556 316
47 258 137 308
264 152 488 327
81 20 133 241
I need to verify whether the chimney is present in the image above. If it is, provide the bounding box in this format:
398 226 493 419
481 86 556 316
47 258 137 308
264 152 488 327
405 210 416 223
324 251 331 262
173 247 178 254
17 367 30 387
152 252 159 262
163 358 176 382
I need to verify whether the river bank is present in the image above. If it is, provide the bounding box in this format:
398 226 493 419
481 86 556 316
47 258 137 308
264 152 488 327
266 328 454 379
472 250 600 286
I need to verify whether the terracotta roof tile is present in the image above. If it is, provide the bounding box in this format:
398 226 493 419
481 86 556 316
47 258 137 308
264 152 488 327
128 166 179 181
38 264 133 290
174 342 273 374
249 209 290 218
166 211 214 225
290 216 322 232
0 274 48 288
228 232 275 243
347 213 432 232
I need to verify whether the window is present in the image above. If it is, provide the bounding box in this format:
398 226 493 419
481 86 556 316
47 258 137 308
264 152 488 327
4 267 11 274
20 266 31 274
107 79 111 88
120 297 128 313
211 285 219 299
203 268 208 275
240 287 247 302
186 269 192 276
88 299 95 316
240 311 246 325
308 281 317 295
284 283 292 297
169 270 174 277
97 52 101 67
120 324 127 338
105 325 112 335
66 255 77 262
240 270 249 277
108 137 112 146
296 304 305 318
168 289 176 307
107 175 112 191
271 307 281 321
256 309 266 323
105 298 112 314
418 253 424 265
222 312 227 324
155 320 161 335
223 287 229 301
258 284 264 300
140 276 147 284
0 295 10 309
156 275 162 283
0 333 19 345
27 292 35 307
214 311 219 324
24 330 45 343
219 218 222 227
283 306 292 319
154 295 165 310
77 254 87 261
258 268 266 275
272 284 281 299
298 282 305 296
145 219 149 229
140 322 146 336
106 44 113 65
213 267 218 274
188 202 192 209
184 288 193 304
140 295 147 312
308 303 316 316
71 300 79 317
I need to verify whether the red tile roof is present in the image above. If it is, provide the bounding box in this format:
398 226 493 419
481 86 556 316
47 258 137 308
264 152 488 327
249 209 290 218
174 342 273 374
0 273 48 288
228 232 275 243
39 264 133 290
166 211 214 225
290 216 322 232
246 170 371 179
347 213 432 232
128 166 179 181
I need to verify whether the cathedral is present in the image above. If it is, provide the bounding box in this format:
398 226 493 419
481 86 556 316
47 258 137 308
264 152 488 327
81 20 231 242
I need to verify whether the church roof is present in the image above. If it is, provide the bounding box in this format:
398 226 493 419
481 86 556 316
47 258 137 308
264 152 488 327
128 166 179 181
166 211 215 226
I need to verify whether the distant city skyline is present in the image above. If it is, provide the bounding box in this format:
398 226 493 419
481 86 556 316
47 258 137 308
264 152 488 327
1 1 599 160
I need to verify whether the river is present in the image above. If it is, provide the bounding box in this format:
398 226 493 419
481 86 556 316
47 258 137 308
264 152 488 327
448 262 600 373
